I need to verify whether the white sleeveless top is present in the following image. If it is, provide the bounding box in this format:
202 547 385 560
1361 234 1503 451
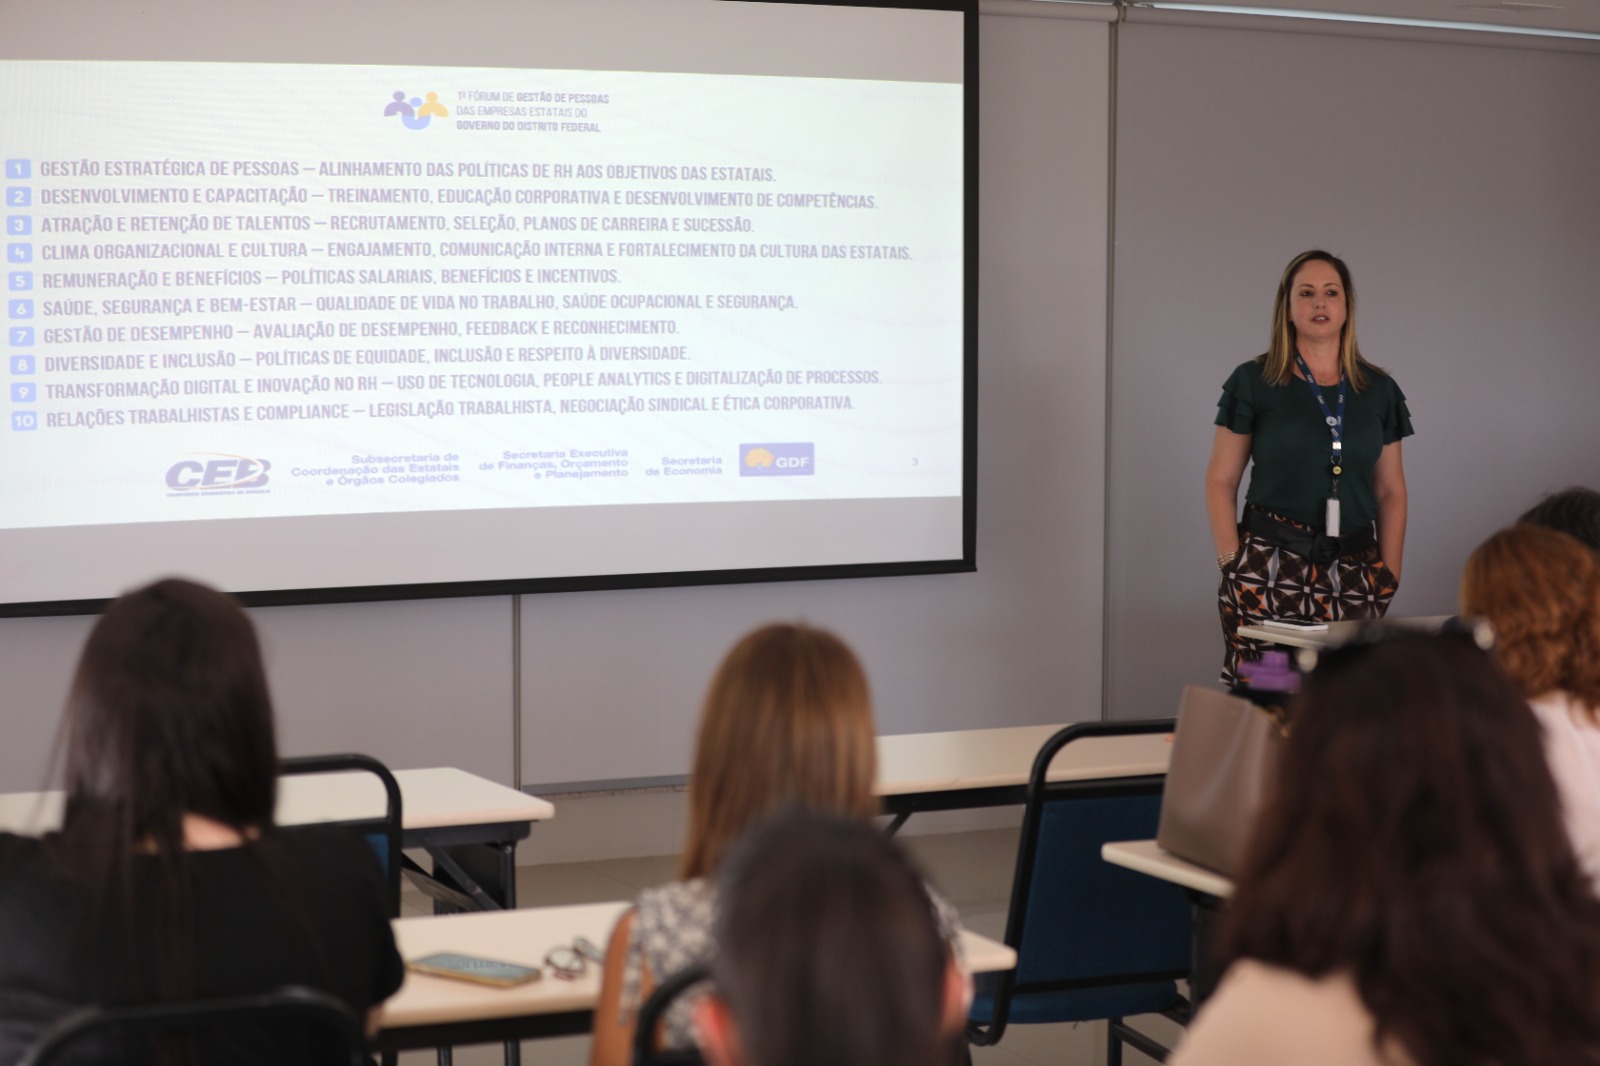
1530 690 1600 890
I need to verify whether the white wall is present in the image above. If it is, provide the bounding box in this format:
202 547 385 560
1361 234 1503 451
1105 22 1600 718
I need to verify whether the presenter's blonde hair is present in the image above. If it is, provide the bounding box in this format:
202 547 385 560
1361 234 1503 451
1260 249 1380 392
680 623 878 879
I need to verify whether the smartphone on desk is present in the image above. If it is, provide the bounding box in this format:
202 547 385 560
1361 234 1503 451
1261 618 1329 631
408 952 543 988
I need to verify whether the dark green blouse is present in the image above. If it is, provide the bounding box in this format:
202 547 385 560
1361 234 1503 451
1215 358 1413 530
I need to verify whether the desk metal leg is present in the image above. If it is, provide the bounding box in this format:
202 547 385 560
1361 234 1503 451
493 843 520 1066
418 842 522 1066
425 841 518 910
1186 891 1225 1009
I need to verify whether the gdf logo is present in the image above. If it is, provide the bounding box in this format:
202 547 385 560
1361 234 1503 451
166 454 272 490
738 442 815 477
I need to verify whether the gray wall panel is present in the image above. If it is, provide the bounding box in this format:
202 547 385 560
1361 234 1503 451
253 596 515 783
520 14 1114 785
1108 24 1600 718
0 596 515 790
2 14 1114 795
0 614 94 790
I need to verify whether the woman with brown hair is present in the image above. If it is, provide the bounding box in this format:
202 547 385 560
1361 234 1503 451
1206 250 1412 684
1169 632 1600 1066
1462 523 1600 885
587 623 957 1066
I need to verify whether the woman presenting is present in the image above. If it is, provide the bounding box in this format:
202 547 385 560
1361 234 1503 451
1206 250 1411 683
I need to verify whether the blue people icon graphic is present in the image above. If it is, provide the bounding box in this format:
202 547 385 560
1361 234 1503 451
384 90 445 130
401 98 431 130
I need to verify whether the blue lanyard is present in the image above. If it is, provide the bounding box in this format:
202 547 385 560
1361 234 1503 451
1293 352 1345 490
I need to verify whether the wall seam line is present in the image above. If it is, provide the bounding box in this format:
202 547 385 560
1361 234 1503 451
1100 11 1121 721
512 593 523 791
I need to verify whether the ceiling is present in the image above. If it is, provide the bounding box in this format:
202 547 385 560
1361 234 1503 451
1152 0 1600 36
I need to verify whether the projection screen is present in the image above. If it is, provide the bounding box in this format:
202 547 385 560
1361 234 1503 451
0 0 975 613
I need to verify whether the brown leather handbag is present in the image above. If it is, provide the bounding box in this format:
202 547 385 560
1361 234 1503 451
1156 684 1288 879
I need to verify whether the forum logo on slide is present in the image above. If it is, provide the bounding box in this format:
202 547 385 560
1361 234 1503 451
165 454 272 493
384 91 449 130
740 443 814 477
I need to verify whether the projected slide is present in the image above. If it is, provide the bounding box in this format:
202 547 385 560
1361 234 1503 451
0 0 969 610
1 62 963 534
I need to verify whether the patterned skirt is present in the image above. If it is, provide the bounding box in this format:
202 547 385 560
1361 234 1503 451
1217 507 1398 684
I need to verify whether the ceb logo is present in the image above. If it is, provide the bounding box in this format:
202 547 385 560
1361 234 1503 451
166 454 272 490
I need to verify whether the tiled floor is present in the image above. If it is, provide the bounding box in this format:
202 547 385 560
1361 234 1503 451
397 829 1176 1066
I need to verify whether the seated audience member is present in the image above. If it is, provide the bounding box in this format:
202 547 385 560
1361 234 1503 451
695 809 966 1066
1520 485 1600 554
0 578 403 1064
1169 632 1600 1066
1462 524 1600 885
588 623 961 1066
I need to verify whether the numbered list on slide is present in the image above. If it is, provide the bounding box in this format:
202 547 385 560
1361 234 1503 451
1 64 963 530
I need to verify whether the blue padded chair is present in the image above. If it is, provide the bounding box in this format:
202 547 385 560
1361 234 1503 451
280 752 404 918
17 985 368 1066
966 719 1191 1065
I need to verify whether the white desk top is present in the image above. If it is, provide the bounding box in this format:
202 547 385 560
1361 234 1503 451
380 902 1017 1031
0 767 553 837
876 725 1171 796
382 902 628 1029
1236 614 1454 651
282 766 554 830
1101 839 1233 898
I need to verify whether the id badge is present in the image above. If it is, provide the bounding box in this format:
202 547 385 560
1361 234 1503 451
1325 497 1341 538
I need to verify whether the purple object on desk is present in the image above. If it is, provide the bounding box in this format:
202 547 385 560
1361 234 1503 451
1236 650 1297 694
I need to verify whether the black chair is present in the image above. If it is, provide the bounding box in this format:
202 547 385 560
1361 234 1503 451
17 985 367 1066
280 753 403 1066
631 962 710 1066
966 719 1191 1065
280 752 404 917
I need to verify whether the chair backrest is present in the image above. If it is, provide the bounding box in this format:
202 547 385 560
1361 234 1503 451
631 961 710 1066
16 985 367 1066
978 719 1191 1041
279 753 404 917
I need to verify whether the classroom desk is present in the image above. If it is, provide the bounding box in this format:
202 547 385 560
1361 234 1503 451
876 725 1172 832
0 767 554 911
1236 614 1454 651
1102 839 1232 1006
1101 839 1232 898
377 902 1018 1053
288 767 554 913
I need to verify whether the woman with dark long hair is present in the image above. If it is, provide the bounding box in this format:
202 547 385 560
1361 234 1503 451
1170 632 1600 1066
0 578 403 1064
